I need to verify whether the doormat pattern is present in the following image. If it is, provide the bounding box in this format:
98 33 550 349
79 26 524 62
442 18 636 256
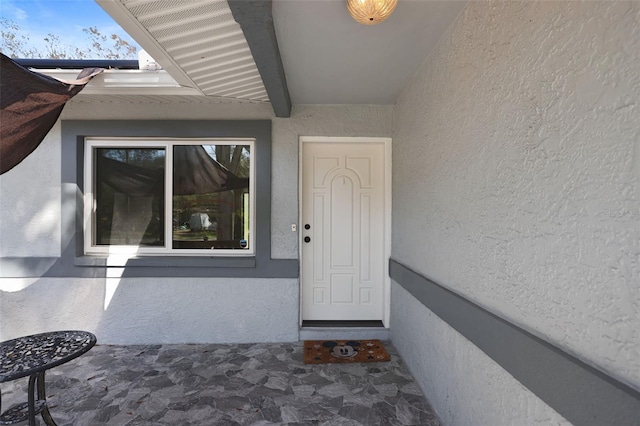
303 340 391 364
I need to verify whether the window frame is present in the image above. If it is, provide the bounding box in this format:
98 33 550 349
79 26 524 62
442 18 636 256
84 137 256 257
48 119 299 278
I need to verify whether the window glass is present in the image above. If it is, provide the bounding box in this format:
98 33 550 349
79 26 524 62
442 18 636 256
95 147 165 246
172 144 251 250
87 139 254 255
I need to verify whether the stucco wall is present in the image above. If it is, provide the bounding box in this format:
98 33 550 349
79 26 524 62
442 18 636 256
272 104 394 258
1 277 299 344
391 0 639 424
391 282 571 426
0 123 62 257
0 102 392 343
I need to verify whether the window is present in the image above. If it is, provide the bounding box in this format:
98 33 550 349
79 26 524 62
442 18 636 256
84 138 255 256
58 120 296 277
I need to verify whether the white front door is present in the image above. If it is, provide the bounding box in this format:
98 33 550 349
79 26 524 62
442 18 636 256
301 138 390 322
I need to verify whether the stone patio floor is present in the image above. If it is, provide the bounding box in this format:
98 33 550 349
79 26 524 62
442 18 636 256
1 342 440 426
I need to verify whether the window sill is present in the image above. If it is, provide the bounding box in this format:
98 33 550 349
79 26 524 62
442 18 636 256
75 255 256 268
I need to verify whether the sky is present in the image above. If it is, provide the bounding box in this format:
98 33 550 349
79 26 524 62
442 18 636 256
0 0 140 58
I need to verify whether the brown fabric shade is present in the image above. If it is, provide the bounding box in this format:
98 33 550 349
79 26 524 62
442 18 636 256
0 53 247 195
0 53 103 174
97 146 248 196
97 155 164 197
173 145 249 195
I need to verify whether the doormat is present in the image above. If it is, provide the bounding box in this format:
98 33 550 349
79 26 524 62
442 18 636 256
303 340 391 364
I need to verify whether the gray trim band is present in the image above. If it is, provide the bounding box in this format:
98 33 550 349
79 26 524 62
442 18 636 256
389 259 640 426
0 257 298 278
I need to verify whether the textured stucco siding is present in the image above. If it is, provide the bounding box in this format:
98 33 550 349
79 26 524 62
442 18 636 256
0 277 299 344
0 102 392 344
0 122 62 258
0 104 393 260
272 104 393 259
391 0 639 423
391 282 571 426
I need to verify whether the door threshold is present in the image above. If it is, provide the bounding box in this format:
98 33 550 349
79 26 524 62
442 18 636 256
299 322 389 341
302 320 385 328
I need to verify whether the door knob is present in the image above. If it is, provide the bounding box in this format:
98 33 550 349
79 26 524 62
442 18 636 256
304 236 311 243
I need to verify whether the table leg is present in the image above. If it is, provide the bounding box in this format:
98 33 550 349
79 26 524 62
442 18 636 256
27 374 37 426
36 372 57 426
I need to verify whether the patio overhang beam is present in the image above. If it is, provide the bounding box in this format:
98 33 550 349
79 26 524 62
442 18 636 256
228 0 291 118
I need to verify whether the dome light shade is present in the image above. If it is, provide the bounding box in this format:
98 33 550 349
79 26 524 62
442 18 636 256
347 0 398 25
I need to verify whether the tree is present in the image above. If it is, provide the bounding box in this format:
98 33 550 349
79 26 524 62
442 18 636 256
215 145 250 241
0 18 137 59
80 26 137 60
0 19 37 58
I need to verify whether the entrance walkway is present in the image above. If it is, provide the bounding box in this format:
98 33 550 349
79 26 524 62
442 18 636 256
1 342 439 425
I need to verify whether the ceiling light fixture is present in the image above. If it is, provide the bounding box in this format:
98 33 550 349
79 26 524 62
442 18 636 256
347 0 398 25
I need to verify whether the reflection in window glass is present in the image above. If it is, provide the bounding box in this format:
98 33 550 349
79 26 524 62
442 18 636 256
172 144 250 250
87 139 253 255
95 148 165 246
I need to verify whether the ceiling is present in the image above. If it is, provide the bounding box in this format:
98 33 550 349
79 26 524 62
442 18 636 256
273 0 466 105
96 0 467 115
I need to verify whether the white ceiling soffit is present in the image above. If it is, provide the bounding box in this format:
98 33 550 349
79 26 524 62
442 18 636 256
272 0 467 105
97 0 270 103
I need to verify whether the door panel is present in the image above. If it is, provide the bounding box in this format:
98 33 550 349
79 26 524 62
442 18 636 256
301 142 386 321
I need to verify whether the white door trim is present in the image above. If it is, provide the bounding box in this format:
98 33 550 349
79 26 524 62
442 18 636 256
298 136 392 327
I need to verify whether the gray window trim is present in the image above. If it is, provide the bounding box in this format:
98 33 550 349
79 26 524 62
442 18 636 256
0 120 298 279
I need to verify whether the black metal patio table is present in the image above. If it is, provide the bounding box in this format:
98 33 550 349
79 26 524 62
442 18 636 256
0 331 96 425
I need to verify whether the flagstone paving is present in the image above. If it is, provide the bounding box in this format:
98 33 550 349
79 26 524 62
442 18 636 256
1 342 440 425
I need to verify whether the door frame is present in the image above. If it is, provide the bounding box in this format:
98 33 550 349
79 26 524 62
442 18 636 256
298 136 392 327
